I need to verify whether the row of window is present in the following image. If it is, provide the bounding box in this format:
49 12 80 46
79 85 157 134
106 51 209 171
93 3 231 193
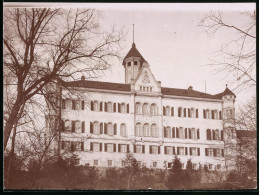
177 107 199 118
90 122 127 137
91 101 130 113
163 127 200 139
206 129 224 141
62 99 85 110
139 86 153 92
62 141 224 158
135 123 158 137
203 109 222 120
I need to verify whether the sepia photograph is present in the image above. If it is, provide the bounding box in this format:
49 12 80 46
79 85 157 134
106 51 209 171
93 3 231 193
3 2 256 190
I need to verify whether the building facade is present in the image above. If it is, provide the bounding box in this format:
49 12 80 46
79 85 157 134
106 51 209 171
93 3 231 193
50 42 237 170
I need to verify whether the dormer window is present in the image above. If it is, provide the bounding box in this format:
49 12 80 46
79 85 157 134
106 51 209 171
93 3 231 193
134 61 138 65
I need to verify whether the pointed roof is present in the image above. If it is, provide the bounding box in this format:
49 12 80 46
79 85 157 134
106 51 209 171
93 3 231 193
214 86 236 98
122 43 146 66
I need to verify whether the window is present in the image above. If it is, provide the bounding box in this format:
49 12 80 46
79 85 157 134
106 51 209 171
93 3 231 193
206 109 210 119
121 160 126 167
120 103 126 113
192 163 197 169
143 123 149 137
179 128 184 139
215 130 220 140
94 160 98 166
137 161 142 167
164 127 171 138
181 163 185 169
62 141 70 151
71 141 81 151
75 121 81 133
206 148 214 156
136 103 142 114
108 160 113 167
209 164 213 170
135 123 142 136
207 129 212 140
107 144 114 152
165 106 170 116
151 124 158 137
168 162 173 168
134 61 138 65
191 128 196 139
120 144 127 153
107 102 113 113
150 104 157 115
135 145 142 153
178 107 182 117
93 122 100 134
153 162 157 168
190 147 199 156
120 124 126 136
66 99 72 110
165 146 173 155
150 145 159 154
143 103 149 115
190 108 195 118
215 110 219 119
65 120 71 131
93 143 100 152
75 100 80 110
217 164 221 170
178 147 185 155
107 123 113 135
93 101 100 111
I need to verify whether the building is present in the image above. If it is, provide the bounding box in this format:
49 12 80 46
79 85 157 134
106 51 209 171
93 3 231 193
49 41 237 170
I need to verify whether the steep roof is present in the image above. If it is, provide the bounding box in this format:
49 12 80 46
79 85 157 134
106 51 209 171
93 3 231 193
62 79 222 100
162 87 221 100
214 87 236 98
236 130 256 139
122 43 146 65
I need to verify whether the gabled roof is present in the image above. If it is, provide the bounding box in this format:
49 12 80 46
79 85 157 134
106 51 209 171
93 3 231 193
214 87 236 98
122 43 146 65
162 87 221 100
236 130 256 139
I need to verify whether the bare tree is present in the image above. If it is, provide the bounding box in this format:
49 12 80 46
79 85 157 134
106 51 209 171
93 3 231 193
4 8 125 150
199 10 256 93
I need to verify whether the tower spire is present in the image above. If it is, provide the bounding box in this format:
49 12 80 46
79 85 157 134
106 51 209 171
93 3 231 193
133 24 135 43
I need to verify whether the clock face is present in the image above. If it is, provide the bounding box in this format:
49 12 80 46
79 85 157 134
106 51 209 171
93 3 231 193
134 67 138 71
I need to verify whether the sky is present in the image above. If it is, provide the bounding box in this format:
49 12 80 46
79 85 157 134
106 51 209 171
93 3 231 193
4 3 256 106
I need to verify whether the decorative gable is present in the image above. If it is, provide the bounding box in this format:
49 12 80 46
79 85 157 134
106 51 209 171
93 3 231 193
134 62 161 93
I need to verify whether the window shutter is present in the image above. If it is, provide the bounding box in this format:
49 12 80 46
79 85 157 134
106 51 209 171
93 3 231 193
149 146 152 154
164 146 167 154
90 122 93 133
176 128 179 138
198 148 200 156
61 141 64 149
62 99 66 109
104 143 107 152
104 123 107 134
158 146 160 154
185 128 188 139
196 109 198 118
118 144 121 152
213 130 216 140
173 147 176 155
221 149 224 157
185 147 188 155
188 128 191 139
100 123 103 134
177 147 179 155
81 142 84 151
171 107 174 116
91 101 93 111
90 143 93 151
178 108 181 117
221 130 224 141
127 104 129 113
114 123 117 135
184 108 186 117
189 147 192 156
127 144 130 153
172 127 175 138
105 102 107 112
100 143 102 151
100 102 102 111
188 108 190 117
213 148 216 157
142 145 145 153
163 127 166 138
81 121 85 133
219 111 222 120
203 109 206 118
72 100 76 110
81 100 84 110
118 103 121 113
205 148 208 156
72 121 75 132
134 145 136 153
197 129 200 139
113 103 116 112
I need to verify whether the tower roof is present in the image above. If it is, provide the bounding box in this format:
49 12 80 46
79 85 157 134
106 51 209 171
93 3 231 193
214 86 236 98
122 43 146 66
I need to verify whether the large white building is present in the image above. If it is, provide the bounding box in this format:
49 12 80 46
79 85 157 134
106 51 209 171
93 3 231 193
51 42 237 170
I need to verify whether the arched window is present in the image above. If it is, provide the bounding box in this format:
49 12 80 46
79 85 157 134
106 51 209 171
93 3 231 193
66 99 72 110
165 126 171 138
121 103 126 113
190 108 195 118
178 107 182 117
150 104 157 115
206 109 210 119
221 130 224 141
75 100 80 110
143 123 149 137
107 102 113 113
65 120 71 131
215 129 220 140
120 123 126 136
151 124 158 137
215 110 219 119
107 123 113 135
191 128 196 139
136 123 142 136
93 101 100 112
165 106 171 116
75 121 81 133
93 122 100 134
142 103 149 115
136 103 142 114
219 111 222 120
207 129 211 140
179 127 184 139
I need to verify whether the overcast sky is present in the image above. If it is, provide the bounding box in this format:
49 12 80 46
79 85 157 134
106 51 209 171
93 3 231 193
4 3 256 106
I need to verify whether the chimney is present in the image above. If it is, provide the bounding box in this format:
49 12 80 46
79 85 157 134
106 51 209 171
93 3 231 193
81 75 85 80
188 85 193 90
